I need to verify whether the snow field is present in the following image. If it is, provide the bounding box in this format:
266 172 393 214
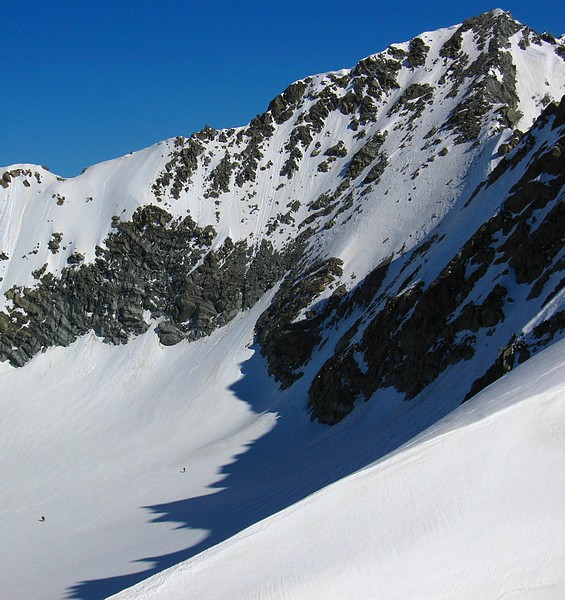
112 339 565 600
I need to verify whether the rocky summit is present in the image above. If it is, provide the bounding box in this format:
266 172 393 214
1 9 564 422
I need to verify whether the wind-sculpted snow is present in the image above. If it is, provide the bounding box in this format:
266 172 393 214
0 9 564 600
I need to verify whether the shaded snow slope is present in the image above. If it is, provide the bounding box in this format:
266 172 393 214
0 285 477 600
0 301 272 599
111 339 565 600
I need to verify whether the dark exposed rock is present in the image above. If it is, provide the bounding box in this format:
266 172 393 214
310 141 322 157
30 263 48 280
288 125 313 149
455 284 507 332
439 13 525 143
0 201 310 366
193 125 218 142
309 352 364 425
304 90 340 132
388 83 434 121
256 257 344 388
153 136 204 199
308 229 489 422
338 91 362 115
280 147 303 179
207 152 234 195
346 132 387 179
407 37 430 68
48 233 63 253
352 55 401 97
324 141 347 158
387 45 406 60
463 334 531 401
362 152 388 185
446 49 521 142
279 124 316 179
0 205 215 363
267 80 309 124
67 252 85 265
308 193 332 211
498 130 524 156
459 10 522 52
533 311 565 343
306 96 565 424
234 113 275 187
439 29 463 60
156 320 184 346
507 201 564 284
1 168 36 190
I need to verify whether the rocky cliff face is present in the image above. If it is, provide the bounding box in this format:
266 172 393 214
0 10 564 422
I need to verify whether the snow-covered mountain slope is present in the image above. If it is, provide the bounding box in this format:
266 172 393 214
110 338 565 600
0 300 277 600
0 9 564 600
0 289 485 600
304 90 565 423
1 10 564 364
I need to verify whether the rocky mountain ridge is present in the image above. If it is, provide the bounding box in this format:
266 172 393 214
1 9 564 423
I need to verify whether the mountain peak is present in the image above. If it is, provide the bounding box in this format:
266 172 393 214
1 9 564 599
486 7 511 18
1 10 564 370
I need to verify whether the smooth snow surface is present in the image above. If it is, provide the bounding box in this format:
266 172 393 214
0 293 458 600
0 299 275 599
112 340 565 600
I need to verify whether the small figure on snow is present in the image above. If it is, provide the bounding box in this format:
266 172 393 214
180 467 186 473
39 516 46 522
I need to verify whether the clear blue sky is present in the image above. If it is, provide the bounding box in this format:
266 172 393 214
2 0 564 177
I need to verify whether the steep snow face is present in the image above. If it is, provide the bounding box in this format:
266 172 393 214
305 94 565 423
110 338 565 600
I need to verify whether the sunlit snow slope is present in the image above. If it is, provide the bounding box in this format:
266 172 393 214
1 10 564 316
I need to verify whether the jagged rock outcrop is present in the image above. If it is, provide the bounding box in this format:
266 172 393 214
307 96 565 423
0 10 563 428
0 206 292 365
256 256 344 388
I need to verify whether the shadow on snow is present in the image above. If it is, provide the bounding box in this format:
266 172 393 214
65 241 457 600
64 138 526 598
66 339 439 599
